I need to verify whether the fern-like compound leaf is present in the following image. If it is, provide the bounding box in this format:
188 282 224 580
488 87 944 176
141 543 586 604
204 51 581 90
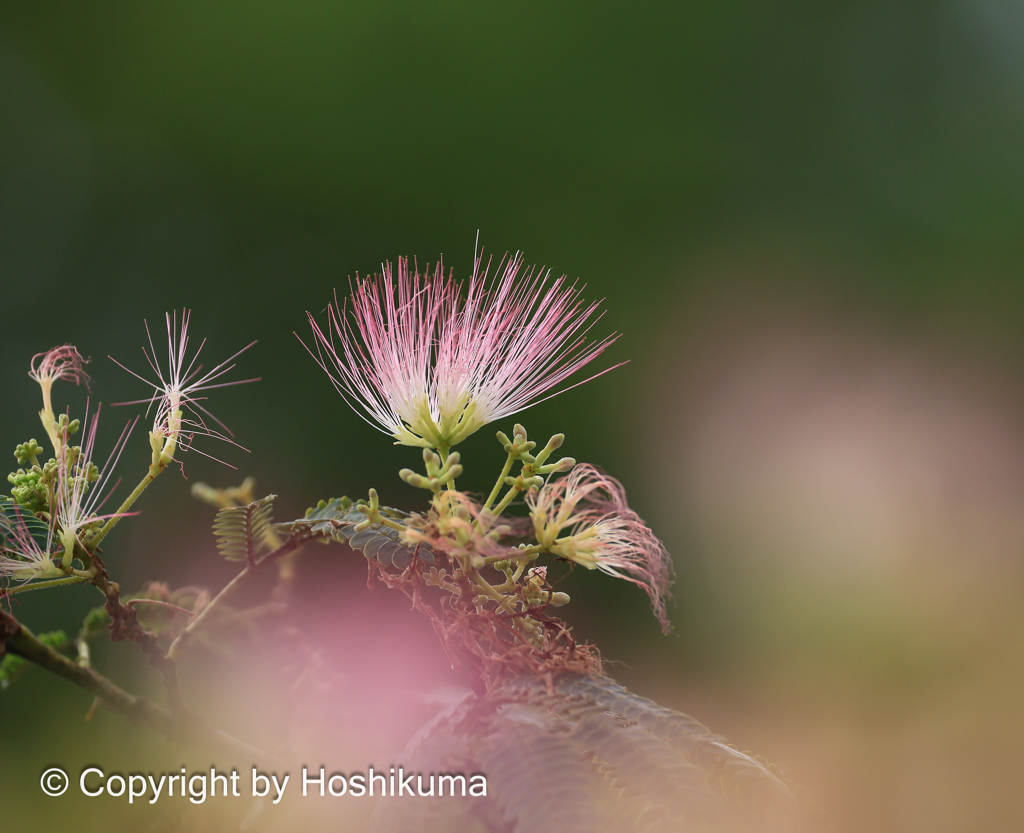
213 494 276 563
282 497 434 567
370 674 826 833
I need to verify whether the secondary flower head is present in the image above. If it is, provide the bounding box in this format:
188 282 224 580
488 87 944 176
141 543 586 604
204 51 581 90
0 502 60 583
52 404 135 560
527 464 674 633
29 345 91 451
29 345 91 394
111 310 258 464
303 250 622 449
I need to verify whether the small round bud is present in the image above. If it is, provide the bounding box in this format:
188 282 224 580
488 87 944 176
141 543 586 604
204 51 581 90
549 592 570 607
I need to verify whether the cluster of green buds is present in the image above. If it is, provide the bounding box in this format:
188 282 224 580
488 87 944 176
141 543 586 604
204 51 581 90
336 424 585 651
496 425 575 486
7 390 94 511
363 420 673 638
398 449 463 493
8 438 60 514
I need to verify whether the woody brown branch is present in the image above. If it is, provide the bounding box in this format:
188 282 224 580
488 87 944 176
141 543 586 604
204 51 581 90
0 608 283 764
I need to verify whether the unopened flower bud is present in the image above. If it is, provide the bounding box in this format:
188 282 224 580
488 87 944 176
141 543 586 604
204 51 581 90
400 469 431 489
14 439 43 467
539 456 576 474
422 449 441 474
534 432 568 466
549 592 570 607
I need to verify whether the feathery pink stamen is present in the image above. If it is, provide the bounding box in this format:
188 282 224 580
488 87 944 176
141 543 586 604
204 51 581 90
528 464 674 633
53 403 137 545
301 250 622 448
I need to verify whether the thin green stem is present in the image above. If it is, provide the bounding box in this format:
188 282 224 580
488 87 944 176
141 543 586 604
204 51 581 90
493 485 521 516
166 536 302 662
167 566 251 661
481 452 515 516
203 601 286 630
471 573 514 613
90 467 162 549
91 423 180 549
4 575 88 595
126 598 196 619
437 443 455 490
479 485 522 535
374 516 408 533
469 571 537 637
481 545 541 565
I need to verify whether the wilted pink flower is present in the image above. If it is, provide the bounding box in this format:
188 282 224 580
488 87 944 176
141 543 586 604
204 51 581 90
29 346 90 427
527 464 673 632
302 251 621 449
111 310 258 464
53 404 136 555
29 345 91 390
0 503 59 582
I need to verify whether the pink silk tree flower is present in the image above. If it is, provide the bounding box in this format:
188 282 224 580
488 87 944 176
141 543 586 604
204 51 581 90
527 464 674 633
302 251 622 450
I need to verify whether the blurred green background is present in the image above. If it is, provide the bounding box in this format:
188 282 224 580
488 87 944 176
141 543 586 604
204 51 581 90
4 2 1024 831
